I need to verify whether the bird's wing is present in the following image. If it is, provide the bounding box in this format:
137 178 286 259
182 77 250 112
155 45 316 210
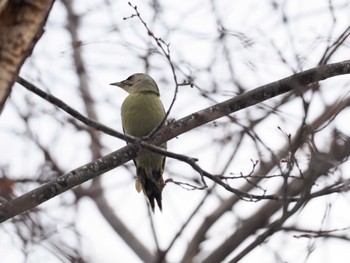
123 124 143 193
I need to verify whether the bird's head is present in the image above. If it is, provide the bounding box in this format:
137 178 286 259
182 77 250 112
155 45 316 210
110 73 160 95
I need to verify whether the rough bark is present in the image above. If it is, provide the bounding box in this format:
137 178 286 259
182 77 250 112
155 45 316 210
0 0 54 113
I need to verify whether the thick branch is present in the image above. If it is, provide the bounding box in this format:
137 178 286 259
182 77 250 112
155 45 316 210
1 60 350 222
162 60 350 142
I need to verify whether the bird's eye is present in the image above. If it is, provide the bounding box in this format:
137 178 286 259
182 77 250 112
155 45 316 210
126 75 134 81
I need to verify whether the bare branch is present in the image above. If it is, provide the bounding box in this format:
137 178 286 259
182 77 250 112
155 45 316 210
3 60 350 223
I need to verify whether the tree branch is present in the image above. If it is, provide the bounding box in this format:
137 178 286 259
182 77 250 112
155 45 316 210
1 60 349 222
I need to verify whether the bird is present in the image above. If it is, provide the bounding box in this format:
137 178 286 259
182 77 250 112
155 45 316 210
110 73 167 212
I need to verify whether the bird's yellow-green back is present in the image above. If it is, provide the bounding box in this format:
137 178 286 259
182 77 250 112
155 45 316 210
111 73 166 212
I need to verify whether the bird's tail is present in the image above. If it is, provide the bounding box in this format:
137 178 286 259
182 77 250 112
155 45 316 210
135 169 164 212
144 178 163 212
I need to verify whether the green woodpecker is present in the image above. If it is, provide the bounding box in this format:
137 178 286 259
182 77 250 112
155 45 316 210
110 73 166 212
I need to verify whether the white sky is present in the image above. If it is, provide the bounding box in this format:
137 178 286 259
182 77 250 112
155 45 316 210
1 0 350 262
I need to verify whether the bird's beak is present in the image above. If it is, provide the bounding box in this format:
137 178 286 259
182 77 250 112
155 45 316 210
110 81 122 87
110 79 133 93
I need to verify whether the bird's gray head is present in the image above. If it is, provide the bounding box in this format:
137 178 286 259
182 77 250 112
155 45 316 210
110 73 160 95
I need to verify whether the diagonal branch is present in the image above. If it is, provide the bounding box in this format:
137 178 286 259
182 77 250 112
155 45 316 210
1 60 349 222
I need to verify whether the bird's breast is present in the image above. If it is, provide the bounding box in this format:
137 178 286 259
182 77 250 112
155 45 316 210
121 93 166 137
